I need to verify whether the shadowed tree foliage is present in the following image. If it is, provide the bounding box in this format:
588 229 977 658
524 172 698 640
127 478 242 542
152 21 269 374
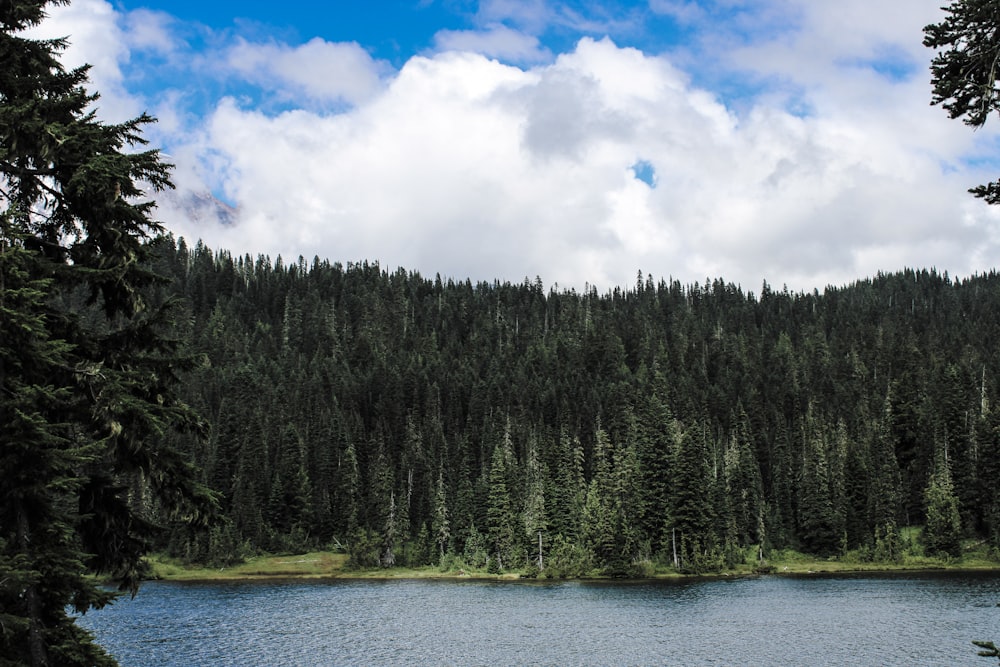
138 244 1000 584
924 0 1000 203
922 454 963 559
1 2 215 664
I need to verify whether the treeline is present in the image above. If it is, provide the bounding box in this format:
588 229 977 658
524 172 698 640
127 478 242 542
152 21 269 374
148 237 1000 574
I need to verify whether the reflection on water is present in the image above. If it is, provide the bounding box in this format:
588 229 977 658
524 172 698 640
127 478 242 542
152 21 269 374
77 572 1000 666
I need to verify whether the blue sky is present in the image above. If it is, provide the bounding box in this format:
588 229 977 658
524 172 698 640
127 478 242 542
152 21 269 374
32 0 1000 291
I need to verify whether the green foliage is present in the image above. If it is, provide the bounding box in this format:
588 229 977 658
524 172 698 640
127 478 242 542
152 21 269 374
485 436 518 571
124 238 1000 587
432 470 451 561
345 528 382 569
23 223 1000 589
544 534 593 578
797 419 841 556
922 459 963 559
924 0 1000 203
1 2 214 663
461 524 489 570
872 523 904 564
668 422 717 569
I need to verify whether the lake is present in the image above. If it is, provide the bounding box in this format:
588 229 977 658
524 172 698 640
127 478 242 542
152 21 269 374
77 572 1000 666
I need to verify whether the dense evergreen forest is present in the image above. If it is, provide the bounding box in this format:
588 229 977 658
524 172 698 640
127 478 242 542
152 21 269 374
149 237 1000 575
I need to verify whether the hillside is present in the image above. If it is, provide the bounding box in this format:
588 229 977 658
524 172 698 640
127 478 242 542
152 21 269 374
147 237 1000 575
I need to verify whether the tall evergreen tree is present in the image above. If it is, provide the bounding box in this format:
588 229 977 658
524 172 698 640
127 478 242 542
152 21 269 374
635 368 676 552
725 408 765 548
668 420 716 569
485 441 517 570
922 452 963 558
869 396 904 562
1 2 215 663
432 469 451 561
797 420 840 556
977 407 1000 549
522 435 548 569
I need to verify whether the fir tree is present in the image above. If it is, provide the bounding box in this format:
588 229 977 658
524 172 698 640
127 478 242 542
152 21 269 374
797 420 840 556
668 420 716 569
922 453 963 558
432 469 451 561
1 2 215 663
485 441 516 571
925 0 1000 203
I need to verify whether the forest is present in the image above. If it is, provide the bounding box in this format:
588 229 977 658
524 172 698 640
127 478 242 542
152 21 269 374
145 236 1000 576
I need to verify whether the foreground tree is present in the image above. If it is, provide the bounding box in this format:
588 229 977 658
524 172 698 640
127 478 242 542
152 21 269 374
0 1 214 664
924 0 1000 203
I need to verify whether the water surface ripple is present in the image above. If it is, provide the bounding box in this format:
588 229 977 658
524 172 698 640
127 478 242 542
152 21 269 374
77 572 1000 666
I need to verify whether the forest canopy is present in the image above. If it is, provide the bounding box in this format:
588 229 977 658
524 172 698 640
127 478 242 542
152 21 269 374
154 239 1000 576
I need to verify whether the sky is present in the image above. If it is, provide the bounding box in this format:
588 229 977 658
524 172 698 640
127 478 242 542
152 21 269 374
26 0 1000 293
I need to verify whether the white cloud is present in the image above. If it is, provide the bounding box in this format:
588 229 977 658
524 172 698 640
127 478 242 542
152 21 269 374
33 1 1000 293
648 0 706 26
160 35 1000 291
24 0 140 122
433 24 552 63
121 8 179 56
478 0 553 34
224 38 389 106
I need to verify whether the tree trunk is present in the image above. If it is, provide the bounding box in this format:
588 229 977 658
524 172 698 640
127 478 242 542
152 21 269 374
18 509 48 666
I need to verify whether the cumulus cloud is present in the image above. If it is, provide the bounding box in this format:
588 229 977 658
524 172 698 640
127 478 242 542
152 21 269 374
121 8 179 56
24 0 140 121
433 24 552 63
224 38 389 107
32 0 1000 293
159 35 1000 291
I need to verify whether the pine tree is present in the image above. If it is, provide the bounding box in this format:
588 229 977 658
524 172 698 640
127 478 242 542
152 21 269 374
549 428 585 542
668 420 716 569
635 368 676 551
978 407 1000 549
432 469 451 561
797 420 840 556
522 435 548 569
725 408 764 548
922 452 963 558
924 0 1000 203
485 441 516 571
869 396 903 561
1 2 215 663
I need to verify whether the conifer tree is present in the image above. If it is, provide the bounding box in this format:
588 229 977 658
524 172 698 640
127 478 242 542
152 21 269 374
1 2 215 663
725 408 765 547
925 0 1000 203
978 407 1000 549
432 469 451 561
635 369 676 551
485 442 516 570
668 421 716 569
522 435 548 568
870 396 903 561
797 422 840 556
922 453 963 558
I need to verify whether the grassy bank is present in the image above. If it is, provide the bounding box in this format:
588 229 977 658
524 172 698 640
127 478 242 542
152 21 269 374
145 540 1000 583
146 552 520 582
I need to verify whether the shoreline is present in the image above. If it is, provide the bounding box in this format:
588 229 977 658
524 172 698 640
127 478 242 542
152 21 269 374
141 551 1000 585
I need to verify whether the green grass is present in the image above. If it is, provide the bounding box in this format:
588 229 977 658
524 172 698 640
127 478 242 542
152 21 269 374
147 552 350 581
146 534 1000 583
145 551 506 581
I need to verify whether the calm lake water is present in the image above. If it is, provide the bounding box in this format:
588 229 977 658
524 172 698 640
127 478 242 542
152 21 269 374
77 572 1000 666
